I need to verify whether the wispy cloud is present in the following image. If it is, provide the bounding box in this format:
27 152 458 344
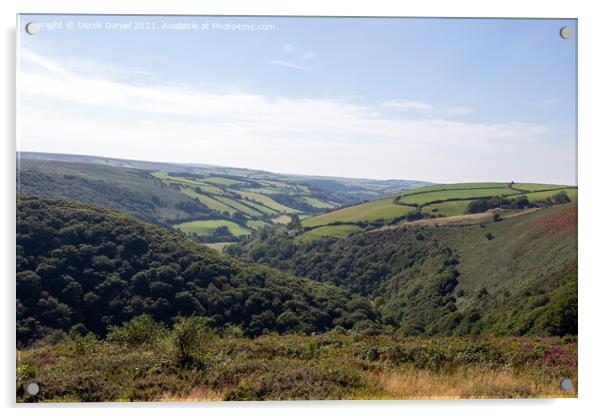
270 43 316 70
382 99 433 111
302 51 317 60
383 99 474 117
18 49 562 182
446 106 475 116
268 59 306 70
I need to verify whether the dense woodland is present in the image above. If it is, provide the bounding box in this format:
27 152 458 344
16 195 378 347
227 207 577 337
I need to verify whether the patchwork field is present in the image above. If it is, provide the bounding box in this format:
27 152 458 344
150 171 342 240
299 224 364 241
18 153 430 244
173 220 251 237
303 197 416 228
302 182 577 237
397 187 522 206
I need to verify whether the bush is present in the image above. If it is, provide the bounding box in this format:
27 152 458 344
107 315 167 347
542 294 577 336
67 330 101 355
172 316 215 364
546 191 571 206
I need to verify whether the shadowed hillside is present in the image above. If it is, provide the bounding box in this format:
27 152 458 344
16 195 376 346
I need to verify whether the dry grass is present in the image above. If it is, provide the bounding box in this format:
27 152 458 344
374 208 541 231
160 386 223 402
374 367 577 399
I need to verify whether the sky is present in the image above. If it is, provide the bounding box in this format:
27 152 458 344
17 15 577 184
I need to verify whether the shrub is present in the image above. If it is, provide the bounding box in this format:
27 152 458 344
222 324 244 338
172 316 215 364
67 330 101 355
546 191 571 206
541 294 577 336
107 315 166 347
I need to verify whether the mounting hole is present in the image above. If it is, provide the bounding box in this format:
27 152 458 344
559 26 571 40
25 22 40 35
560 378 574 390
26 382 39 395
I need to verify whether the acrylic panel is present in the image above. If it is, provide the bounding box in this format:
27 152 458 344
16 14 577 402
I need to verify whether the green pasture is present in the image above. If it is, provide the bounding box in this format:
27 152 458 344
398 187 522 206
235 190 299 213
299 224 363 241
173 220 251 236
302 197 415 227
401 183 508 196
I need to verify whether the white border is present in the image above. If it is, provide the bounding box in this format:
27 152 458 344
2 1 601 416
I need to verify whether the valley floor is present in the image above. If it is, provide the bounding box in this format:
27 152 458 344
17 333 577 402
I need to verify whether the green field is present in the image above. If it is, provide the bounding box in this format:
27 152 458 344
151 171 205 186
398 187 522 205
148 171 339 233
300 224 363 241
235 190 300 213
272 215 292 224
202 176 247 186
303 196 337 209
511 183 570 192
515 188 578 203
213 196 263 217
401 182 508 195
302 182 577 236
173 220 251 236
426 200 478 217
303 197 416 228
239 198 280 215
247 220 271 229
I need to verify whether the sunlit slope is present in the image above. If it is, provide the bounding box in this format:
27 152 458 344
302 182 577 237
232 201 577 337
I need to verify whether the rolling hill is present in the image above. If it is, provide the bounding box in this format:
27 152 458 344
19 151 430 202
228 200 577 337
17 153 430 242
301 182 577 238
16 195 376 346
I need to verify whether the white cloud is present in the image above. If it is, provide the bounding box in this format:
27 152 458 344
382 99 433 111
268 59 306 70
302 51 317 60
17 49 571 183
446 106 475 116
283 43 294 53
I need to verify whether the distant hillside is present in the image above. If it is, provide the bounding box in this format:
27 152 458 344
17 159 210 225
17 155 429 243
300 182 577 238
19 151 430 202
228 202 577 337
16 195 376 346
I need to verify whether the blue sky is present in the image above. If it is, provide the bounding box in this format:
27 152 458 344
18 15 577 184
